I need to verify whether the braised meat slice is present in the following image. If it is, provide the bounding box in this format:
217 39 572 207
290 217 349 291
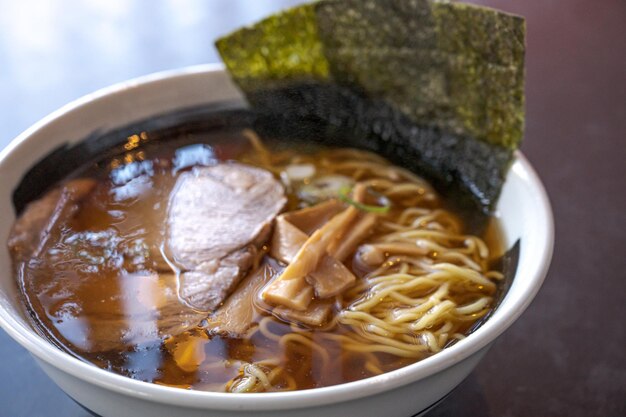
8 179 97 264
167 163 285 311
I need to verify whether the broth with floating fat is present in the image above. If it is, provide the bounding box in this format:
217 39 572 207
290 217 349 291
10 130 505 392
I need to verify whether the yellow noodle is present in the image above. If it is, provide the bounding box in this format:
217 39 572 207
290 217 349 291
278 333 331 368
222 139 503 391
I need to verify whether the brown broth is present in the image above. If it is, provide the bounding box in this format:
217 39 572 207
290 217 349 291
13 135 506 392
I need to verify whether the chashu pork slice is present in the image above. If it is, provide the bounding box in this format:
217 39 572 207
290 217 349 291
8 178 97 264
167 163 286 312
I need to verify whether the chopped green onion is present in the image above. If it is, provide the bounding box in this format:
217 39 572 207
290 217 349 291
338 186 391 214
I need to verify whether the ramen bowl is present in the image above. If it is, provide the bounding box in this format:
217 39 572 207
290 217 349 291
0 65 553 417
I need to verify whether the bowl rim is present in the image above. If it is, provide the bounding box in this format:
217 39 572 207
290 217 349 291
0 64 554 411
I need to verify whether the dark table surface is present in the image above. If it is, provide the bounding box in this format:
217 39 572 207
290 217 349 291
1 1 624 416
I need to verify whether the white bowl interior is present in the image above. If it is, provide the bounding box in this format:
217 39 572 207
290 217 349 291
0 65 553 411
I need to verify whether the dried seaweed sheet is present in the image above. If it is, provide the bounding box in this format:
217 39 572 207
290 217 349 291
216 0 525 220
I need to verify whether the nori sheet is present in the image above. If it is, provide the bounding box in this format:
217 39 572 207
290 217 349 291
215 0 525 221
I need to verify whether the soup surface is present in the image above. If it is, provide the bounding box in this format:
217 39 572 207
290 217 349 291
10 129 505 392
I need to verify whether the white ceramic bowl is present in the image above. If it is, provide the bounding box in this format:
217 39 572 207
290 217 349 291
0 65 553 417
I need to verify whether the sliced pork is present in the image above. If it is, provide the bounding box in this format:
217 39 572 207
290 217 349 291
167 163 286 311
8 179 97 264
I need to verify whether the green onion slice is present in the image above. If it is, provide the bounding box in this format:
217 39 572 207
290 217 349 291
338 186 391 214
